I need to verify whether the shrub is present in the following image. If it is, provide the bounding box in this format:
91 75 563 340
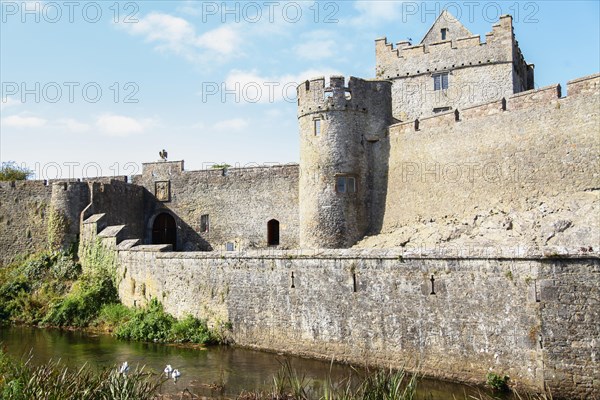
115 299 218 344
170 314 218 344
0 252 81 324
486 372 510 391
0 162 32 181
43 273 119 327
115 298 176 342
97 303 132 325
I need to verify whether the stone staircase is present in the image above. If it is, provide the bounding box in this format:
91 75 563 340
82 213 171 252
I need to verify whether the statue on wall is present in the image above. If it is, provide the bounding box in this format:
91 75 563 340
159 149 168 161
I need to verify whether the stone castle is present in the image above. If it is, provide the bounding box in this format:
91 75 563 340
1 13 598 398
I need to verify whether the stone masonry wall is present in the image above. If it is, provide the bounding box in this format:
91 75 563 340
116 248 599 398
297 76 393 248
132 162 299 251
376 15 519 120
382 74 600 234
82 179 144 241
0 181 52 266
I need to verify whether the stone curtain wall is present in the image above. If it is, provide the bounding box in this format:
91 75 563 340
82 179 144 241
0 181 53 266
133 162 300 251
539 259 600 397
116 248 599 398
382 74 600 234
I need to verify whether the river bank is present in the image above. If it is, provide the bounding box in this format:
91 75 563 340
1 325 534 400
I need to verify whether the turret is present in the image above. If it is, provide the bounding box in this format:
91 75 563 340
297 76 393 248
49 181 90 251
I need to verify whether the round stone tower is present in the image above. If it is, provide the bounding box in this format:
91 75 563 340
49 181 90 250
297 76 393 248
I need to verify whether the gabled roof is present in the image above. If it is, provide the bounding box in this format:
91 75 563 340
420 10 473 45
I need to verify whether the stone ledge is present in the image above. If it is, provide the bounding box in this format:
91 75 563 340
116 246 600 261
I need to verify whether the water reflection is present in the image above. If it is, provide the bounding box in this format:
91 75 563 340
0 325 508 399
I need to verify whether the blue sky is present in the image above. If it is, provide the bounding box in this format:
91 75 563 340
1 0 599 179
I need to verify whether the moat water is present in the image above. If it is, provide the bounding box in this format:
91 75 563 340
1 325 513 399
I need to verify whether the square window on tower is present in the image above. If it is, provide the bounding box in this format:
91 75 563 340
335 176 357 194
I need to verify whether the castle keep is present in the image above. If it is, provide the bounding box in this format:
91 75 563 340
1 13 598 397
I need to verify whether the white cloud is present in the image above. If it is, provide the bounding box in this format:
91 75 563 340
224 68 342 104
195 25 239 55
0 98 21 111
1 114 46 128
293 30 339 60
176 1 201 16
120 12 241 62
57 118 90 133
351 1 404 25
95 114 151 137
213 118 248 131
126 12 196 53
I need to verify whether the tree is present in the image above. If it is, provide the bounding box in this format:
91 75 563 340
0 162 33 181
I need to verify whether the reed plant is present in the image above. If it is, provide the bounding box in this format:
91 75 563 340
0 350 165 400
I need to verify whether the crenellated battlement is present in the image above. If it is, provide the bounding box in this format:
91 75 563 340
0 179 52 190
376 15 515 79
297 76 391 118
389 73 599 135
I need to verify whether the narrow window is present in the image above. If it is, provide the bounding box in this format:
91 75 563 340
433 73 449 91
314 119 321 136
454 109 460 121
336 176 346 193
200 214 209 233
347 177 356 193
267 219 280 246
352 273 357 292
226 242 234 251
441 28 447 40
414 119 420 131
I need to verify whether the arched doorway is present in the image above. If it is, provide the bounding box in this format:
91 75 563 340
152 213 177 250
267 219 280 246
